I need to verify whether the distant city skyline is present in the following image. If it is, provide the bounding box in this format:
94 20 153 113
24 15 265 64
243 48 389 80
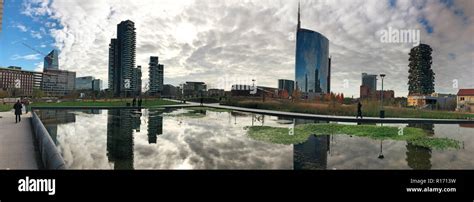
0 0 473 97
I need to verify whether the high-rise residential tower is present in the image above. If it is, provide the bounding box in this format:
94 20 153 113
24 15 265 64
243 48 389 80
294 3 331 99
108 20 139 97
148 56 164 96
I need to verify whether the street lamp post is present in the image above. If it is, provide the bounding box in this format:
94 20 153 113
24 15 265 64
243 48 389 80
379 74 386 118
378 140 384 159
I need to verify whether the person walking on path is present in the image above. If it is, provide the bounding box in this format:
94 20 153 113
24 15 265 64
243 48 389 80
13 100 23 123
138 97 142 107
132 97 137 107
23 98 30 114
356 101 363 119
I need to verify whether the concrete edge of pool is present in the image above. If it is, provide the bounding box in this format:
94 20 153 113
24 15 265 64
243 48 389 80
31 111 66 170
32 103 474 124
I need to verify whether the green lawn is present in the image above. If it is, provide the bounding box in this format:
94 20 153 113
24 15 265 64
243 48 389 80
29 99 178 108
246 123 461 150
222 100 474 119
0 104 12 112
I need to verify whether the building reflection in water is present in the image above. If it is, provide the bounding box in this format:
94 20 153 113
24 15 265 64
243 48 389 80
405 123 434 170
147 109 163 144
106 109 141 170
292 119 330 170
36 110 76 144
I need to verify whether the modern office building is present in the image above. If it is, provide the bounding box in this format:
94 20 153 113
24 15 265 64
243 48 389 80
108 20 138 97
360 73 377 99
0 66 35 97
231 84 278 97
208 88 225 97
92 79 102 91
183 82 206 98
75 76 102 91
44 50 59 71
148 56 164 96
75 76 94 90
42 69 76 97
162 84 179 98
278 79 295 97
294 3 331 99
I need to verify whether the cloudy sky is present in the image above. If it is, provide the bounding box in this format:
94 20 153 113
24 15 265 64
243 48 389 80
0 0 473 97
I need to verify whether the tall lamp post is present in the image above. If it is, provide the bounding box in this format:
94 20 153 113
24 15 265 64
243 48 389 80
379 74 386 118
378 140 384 159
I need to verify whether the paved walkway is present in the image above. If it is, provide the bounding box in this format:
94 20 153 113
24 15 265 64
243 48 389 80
161 99 473 123
0 110 38 169
202 103 474 123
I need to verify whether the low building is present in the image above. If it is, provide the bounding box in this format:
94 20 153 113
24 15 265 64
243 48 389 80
182 82 206 98
408 93 456 110
231 84 278 97
375 90 395 100
457 89 474 112
407 94 437 108
162 84 179 98
75 76 94 90
75 76 102 91
41 69 76 97
0 66 35 97
208 88 225 97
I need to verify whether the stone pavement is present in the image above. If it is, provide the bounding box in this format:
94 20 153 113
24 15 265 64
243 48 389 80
0 109 38 169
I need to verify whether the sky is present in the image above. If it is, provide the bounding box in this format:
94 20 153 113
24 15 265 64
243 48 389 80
0 0 473 97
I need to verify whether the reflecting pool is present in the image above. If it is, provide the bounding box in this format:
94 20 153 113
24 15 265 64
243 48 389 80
35 108 474 170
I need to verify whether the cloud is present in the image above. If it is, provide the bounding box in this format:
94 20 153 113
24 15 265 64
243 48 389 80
15 23 28 32
21 0 474 97
30 30 42 39
10 53 41 60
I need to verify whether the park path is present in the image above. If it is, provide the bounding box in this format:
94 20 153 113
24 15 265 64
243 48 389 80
162 98 474 124
0 109 38 169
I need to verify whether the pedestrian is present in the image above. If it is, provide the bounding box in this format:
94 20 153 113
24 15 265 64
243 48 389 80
132 97 137 107
138 97 142 107
356 101 363 119
23 98 29 114
13 100 23 123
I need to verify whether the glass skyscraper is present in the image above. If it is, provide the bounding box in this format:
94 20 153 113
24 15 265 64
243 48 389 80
44 50 59 70
294 3 331 98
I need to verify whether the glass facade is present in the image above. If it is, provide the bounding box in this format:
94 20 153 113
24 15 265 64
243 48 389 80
295 29 330 97
75 76 94 90
44 50 59 70
278 79 295 96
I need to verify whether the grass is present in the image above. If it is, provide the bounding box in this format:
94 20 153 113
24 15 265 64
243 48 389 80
29 99 178 108
0 104 12 112
246 123 461 150
222 100 474 119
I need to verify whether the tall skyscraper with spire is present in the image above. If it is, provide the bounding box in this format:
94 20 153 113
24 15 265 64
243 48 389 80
294 2 331 99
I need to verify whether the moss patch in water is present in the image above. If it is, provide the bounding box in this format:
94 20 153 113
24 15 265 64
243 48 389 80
246 123 460 150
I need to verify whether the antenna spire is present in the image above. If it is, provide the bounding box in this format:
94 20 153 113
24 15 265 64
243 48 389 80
297 1 301 30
